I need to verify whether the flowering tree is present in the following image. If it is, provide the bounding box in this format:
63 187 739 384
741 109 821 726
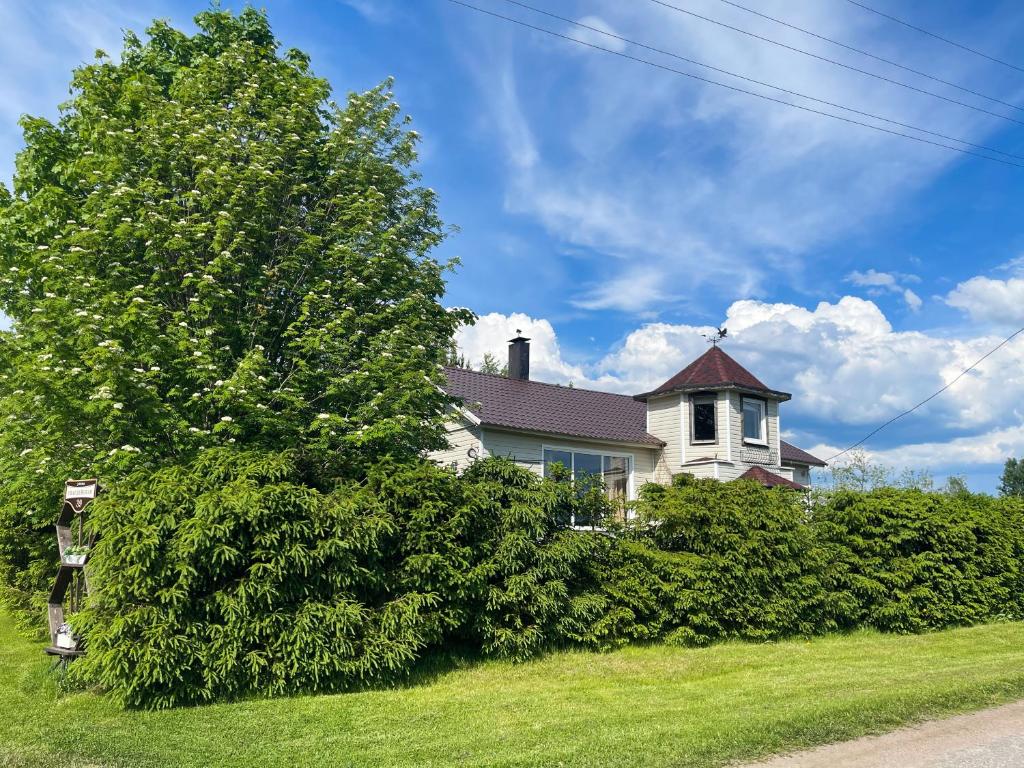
0 9 472 615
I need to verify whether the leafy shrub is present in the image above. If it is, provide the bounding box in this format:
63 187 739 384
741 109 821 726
633 475 832 645
813 489 1024 632
70 454 632 706
458 458 617 659
74 450 445 708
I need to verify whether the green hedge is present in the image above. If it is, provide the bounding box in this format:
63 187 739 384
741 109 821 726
69 451 621 707
813 488 1024 632
21 458 1024 708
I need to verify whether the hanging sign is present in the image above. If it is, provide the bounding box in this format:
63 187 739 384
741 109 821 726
64 479 99 512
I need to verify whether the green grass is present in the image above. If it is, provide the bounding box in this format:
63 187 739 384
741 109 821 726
4 610 1024 768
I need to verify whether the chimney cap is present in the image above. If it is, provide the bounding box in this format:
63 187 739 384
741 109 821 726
508 330 530 343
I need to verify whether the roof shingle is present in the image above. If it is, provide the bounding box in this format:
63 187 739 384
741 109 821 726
443 367 664 447
636 346 790 401
780 440 827 467
738 466 806 490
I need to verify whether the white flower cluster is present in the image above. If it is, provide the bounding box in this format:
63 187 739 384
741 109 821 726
108 444 141 455
89 385 113 401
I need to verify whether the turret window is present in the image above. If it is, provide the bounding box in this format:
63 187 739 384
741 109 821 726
742 397 767 444
691 395 717 443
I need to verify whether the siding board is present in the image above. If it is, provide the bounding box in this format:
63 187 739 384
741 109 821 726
427 415 481 473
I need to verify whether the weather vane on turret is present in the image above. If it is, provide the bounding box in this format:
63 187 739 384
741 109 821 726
702 327 728 347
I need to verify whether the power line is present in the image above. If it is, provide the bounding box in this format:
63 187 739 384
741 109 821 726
643 0 1024 128
445 0 1024 168
844 0 1024 76
497 0 1024 163
715 0 1024 114
825 325 1024 462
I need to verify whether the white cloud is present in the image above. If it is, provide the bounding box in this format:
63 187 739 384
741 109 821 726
570 267 671 314
946 274 1024 326
455 312 588 385
903 288 923 312
810 422 1024 475
844 269 923 311
846 269 896 289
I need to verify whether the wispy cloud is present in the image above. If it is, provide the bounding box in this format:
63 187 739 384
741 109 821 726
457 0 1020 316
339 0 394 24
565 15 627 53
845 268 923 311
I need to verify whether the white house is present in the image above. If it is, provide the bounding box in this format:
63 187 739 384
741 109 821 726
432 335 825 504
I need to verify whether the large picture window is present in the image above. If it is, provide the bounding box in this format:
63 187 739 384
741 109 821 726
543 448 632 527
742 397 766 443
691 395 716 443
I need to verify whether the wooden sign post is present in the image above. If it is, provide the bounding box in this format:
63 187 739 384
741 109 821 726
45 479 99 662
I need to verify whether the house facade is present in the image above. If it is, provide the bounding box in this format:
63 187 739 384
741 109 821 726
432 335 825 503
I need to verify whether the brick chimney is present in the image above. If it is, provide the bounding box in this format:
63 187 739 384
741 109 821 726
508 331 530 381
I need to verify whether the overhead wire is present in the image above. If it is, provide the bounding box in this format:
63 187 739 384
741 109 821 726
844 0 1024 76
713 0 1024 114
497 0 1024 163
642 0 1024 128
825 325 1024 462
445 0 1024 168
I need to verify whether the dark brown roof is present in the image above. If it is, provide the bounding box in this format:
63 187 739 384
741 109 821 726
780 440 827 467
443 367 664 447
636 346 791 401
738 466 805 490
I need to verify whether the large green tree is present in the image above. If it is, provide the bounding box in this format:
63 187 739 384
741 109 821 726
0 8 471 616
999 458 1024 497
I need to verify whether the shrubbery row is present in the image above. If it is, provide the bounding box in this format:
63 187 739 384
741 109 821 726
45 452 1024 708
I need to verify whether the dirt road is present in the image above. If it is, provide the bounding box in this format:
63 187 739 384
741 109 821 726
743 700 1024 768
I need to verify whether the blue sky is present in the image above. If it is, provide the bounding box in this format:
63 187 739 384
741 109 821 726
4 1 1024 490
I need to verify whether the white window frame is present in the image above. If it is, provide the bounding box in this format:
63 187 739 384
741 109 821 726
541 443 636 526
741 397 768 446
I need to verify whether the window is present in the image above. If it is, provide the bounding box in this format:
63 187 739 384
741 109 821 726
573 451 602 483
542 449 572 479
543 448 633 526
603 456 629 501
742 398 766 443
691 395 716 443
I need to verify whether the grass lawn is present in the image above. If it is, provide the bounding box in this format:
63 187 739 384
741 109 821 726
4 610 1024 767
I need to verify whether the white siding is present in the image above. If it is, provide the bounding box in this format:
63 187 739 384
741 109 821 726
787 465 811 487
681 460 795 484
427 415 481 473
646 394 680 468
678 460 747 482
481 428 661 494
727 392 743 461
734 395 783 468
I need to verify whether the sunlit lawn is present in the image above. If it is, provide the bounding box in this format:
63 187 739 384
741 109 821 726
3 608 1024 768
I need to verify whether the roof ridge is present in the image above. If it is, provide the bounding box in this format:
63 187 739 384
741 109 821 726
442 365 637 401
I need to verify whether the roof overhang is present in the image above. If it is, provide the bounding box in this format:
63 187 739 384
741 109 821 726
446 401 482 427
781 457 827 468
634 383 792 402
